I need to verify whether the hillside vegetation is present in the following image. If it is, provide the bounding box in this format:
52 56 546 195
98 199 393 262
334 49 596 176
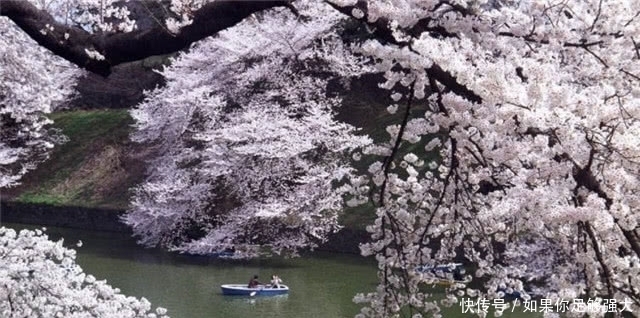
2 75 434 231
2 109 149 209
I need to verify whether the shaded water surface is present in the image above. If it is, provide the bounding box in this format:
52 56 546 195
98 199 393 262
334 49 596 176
5 223 540 318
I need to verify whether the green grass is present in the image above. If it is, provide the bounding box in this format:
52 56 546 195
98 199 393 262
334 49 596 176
46 109 131 182
15 193 70 206
10 109 139 209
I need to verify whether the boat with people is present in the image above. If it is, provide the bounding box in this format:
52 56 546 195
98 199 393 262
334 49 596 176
415 262 463 273
220 284 289 296
222 274 288 296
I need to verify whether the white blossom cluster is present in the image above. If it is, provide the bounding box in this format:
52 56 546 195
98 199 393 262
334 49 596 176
332 0 640 317
5 0 640 316
48 0 136 33
165 0 208 33
0 227 169 317
0 18 77 188
125 1 371 257
1 0 141 188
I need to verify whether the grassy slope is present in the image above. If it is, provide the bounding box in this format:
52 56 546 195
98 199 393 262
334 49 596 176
6 107 374 229
3 109 148 209
5 76 438 231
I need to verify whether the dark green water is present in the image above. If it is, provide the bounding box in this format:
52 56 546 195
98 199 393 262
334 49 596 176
4 223 540 318
5 223 378 318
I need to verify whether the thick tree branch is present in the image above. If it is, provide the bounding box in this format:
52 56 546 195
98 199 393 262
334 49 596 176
584 222 616 305
572 147 640 257
0 0 290 76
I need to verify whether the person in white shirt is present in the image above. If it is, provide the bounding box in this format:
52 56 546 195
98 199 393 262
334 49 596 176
270 275 282 288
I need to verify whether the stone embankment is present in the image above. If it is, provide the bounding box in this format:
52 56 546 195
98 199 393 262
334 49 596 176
0 201 130 233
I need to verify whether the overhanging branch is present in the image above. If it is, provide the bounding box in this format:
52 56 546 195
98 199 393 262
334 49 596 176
1 0 290 76
325 0 482 104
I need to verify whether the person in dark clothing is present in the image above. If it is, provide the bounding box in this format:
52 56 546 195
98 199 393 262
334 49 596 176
248 275 261 288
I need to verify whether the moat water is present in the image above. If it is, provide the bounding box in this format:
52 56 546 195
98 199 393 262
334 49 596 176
5 223 541 318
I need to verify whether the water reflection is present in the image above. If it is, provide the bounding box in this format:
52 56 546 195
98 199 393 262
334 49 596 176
221 294 289 305
3 223 543 318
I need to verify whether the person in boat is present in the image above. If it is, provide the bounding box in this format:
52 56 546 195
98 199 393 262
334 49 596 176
248 275 261 288
270 275 282 288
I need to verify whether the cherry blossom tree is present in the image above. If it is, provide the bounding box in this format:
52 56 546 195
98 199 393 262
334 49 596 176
0 17 77 188
0 227 169 317
3 0 640 317
123 1 371 257
327 1 640 317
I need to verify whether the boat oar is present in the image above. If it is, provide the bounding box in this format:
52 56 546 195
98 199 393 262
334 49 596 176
250 285 265 297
